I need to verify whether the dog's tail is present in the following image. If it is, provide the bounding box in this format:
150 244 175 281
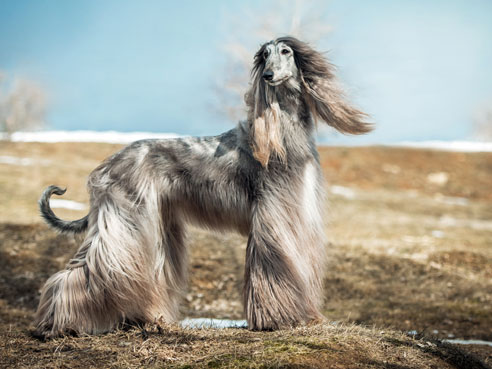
39 185 89 234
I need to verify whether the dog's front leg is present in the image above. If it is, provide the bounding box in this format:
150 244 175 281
243 200 323 330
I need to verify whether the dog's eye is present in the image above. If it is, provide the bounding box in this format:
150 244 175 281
281 49 290 55
263 50 269 58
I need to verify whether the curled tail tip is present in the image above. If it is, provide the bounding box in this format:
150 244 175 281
39 185 66 209
44 185 67 197
39 185 88 234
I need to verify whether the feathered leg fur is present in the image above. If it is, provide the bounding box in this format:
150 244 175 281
244 161 326 330
34 182 187 337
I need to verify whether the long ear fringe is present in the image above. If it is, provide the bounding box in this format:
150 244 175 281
245 52 287 168
303 77 373 135
250 103 286 168
277 35 373 135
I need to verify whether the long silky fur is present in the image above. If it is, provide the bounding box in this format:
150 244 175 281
33 36 371 338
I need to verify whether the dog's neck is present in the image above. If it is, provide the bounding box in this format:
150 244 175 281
267 82 317 163
243 77 316 167
265 77 302 114
267 81 315 134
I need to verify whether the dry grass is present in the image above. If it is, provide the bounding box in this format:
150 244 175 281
0 141 491 367
2 321 488 368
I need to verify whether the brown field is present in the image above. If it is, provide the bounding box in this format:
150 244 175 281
0 141 491 368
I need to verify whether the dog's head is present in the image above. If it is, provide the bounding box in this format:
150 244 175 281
257 40 299 88
247 36 373 166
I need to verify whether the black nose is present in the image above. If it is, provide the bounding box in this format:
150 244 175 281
263 70 274 81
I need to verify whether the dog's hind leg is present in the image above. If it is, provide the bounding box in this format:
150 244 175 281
33 226 122 338
33 188 184 337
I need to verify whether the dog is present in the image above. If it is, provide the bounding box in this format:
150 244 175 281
33 36 371 338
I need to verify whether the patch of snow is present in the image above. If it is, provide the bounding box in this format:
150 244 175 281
408 331 492 347
393 141 492 152
427 172 449 186
49 199 87 211
2 130 181 144
0 155 51 166
180 318 248 329
443 339 492 347
381 164 401 174
429 261 442 270
0 155 36 166
407 251 430 261
433 194 469 206
4 132 492 152
439 215 492 231
402 236 435 248
329 185 356 199
431 230 445 238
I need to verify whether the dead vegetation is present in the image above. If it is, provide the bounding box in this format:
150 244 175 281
2 320 488 369
0 73 47 138
0 141 491 367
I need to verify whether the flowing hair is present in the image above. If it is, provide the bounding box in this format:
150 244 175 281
245 36 372 167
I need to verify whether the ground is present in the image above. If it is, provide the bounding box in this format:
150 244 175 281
0 141 491 368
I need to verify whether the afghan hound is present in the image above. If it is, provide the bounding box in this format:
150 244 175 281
33 36 371 338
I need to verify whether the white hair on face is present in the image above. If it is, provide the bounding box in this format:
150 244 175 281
33 36 371 338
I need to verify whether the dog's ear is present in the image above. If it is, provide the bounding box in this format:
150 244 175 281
288 38 373 134
245 41 287 167
302 75 373 134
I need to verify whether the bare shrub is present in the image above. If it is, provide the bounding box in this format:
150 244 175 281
214 0 332 121
472 103 492 141
0 71 47 139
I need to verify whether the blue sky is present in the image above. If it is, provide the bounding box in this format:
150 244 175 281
1 0 491 143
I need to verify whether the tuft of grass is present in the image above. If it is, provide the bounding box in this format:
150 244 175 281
1 322 488 368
